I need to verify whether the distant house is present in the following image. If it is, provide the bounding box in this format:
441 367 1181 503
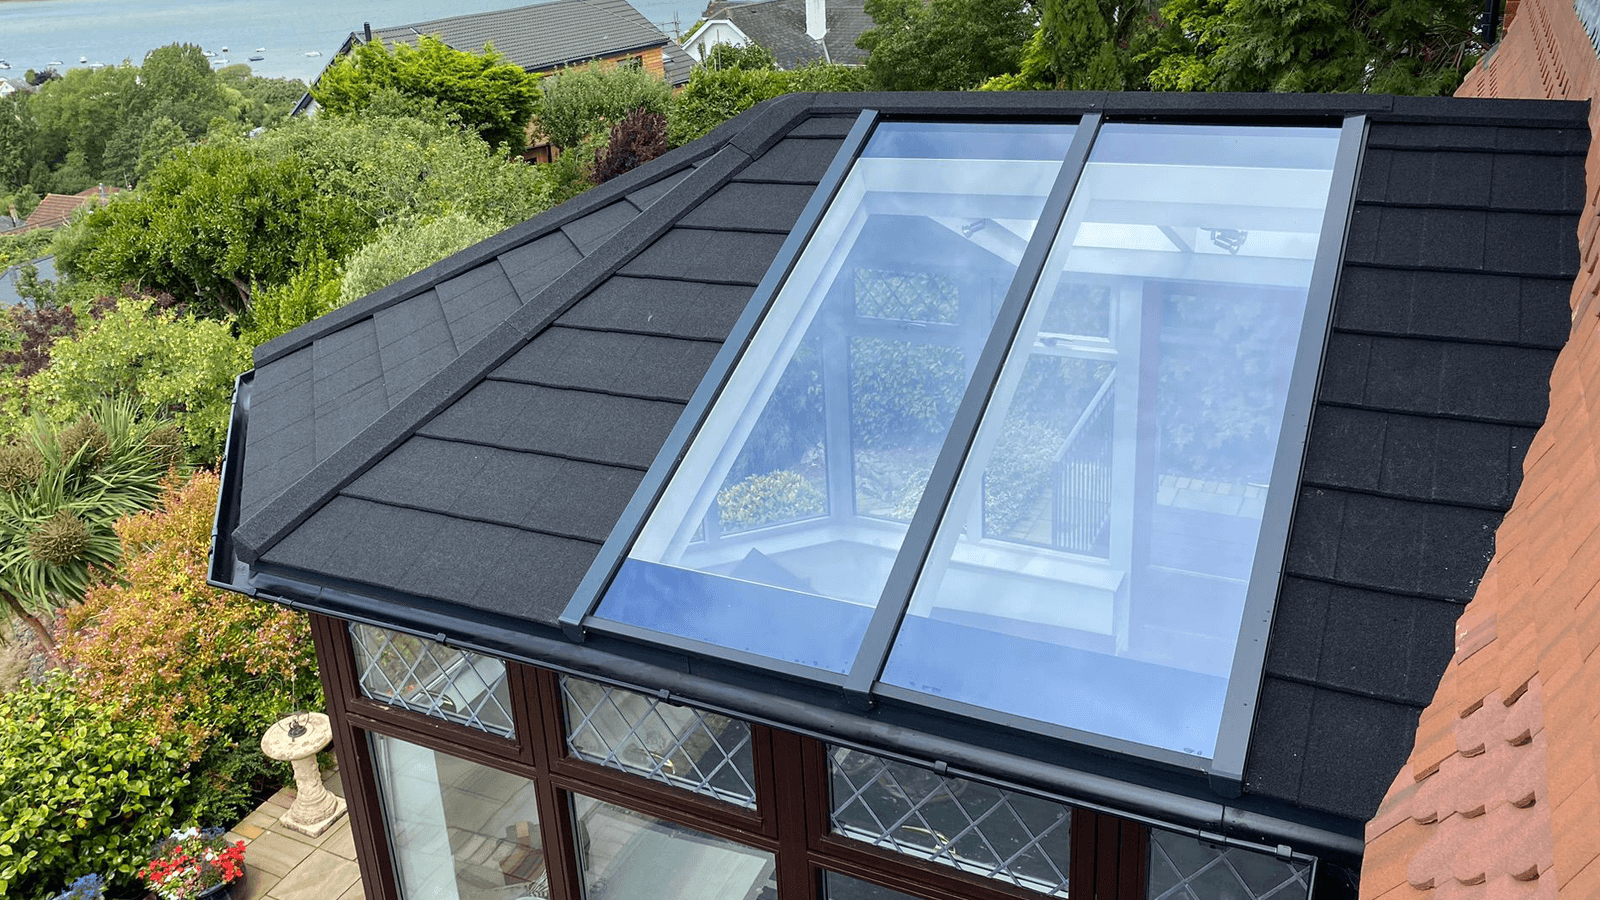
293 0 695 117
682 0 870 68
20 186 118 233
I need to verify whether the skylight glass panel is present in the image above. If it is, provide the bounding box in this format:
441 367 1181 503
596 122 1076 673
879 123 1342 759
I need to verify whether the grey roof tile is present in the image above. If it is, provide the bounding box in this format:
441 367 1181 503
370 0 670 72
493 327 721 401
558 276 755 339
562 201 642 253
733 136 844 183
620 228 788 283
416 380 682 468
679 181 816 232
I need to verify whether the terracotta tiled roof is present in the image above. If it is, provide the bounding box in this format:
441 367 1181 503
1363 0 1600 893
21 186 118 232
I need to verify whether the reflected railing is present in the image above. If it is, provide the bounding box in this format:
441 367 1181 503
980 372 1114 556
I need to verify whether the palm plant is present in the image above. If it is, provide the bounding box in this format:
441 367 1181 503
0 398 181 667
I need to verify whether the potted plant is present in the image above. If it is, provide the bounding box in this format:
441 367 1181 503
139 828 247 900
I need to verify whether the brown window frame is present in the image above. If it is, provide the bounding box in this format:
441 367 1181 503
310 612 1147 900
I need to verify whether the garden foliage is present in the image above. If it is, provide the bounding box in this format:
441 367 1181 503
538 62 674 151
311 35 543 152
60 472 322 824
592 107 671 184
668 60 868 146
0 676 188 900
20 296 250 462
338 214 500 306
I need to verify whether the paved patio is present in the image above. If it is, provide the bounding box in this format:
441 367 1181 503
222 768 365 900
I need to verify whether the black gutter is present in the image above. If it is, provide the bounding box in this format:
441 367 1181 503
220 564 1365 864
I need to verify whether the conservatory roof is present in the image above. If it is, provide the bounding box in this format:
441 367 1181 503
211 91 1585 863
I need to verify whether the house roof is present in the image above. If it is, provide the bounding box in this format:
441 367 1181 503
22 186 117 232
698 0 871 67
362 0 679 74
212 92 1587 871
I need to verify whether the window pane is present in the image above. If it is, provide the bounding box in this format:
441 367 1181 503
571 793 776 900
1148 828 1311 900
599 122 1075 674
828 746 1071 897
351 624 514 738
882 124 1342 759
560 675 757 808
823 871 925 900
370 734 544 900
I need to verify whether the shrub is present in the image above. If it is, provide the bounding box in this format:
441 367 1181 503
24 296 250 463
717 470 825 531
983 420 1064 536
243 253 343 346
59 472 322 826
0 675 189 900
667 61 867 146
338 213 500 305
538 62 673 150
592 107 670 184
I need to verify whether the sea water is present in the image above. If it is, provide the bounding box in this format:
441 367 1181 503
0 0 697 83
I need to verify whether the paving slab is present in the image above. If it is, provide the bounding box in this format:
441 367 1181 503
267 848 361 900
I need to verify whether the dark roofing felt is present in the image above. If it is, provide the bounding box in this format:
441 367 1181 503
369 0 675 73
217 92 1585 841
701 0 871 67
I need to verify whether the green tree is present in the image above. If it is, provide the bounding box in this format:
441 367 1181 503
857 0 1034 90
0 398 175 665
538 61 674 150
1213 0 1477 92
983 0 1157 90
61 138 363 315
312 35 543 150
0 94 35 191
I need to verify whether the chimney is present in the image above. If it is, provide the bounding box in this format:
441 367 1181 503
805 0 827 40
363 22 373 42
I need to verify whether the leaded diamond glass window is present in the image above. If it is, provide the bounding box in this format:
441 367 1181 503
828 746 1071 896
351 623 514 738
1148 828 1312 900
560 676 757 808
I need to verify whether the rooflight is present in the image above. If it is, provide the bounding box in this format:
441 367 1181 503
585 114 1359 769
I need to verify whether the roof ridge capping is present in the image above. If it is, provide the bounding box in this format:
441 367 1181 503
229 100 822 564
251 123 745 369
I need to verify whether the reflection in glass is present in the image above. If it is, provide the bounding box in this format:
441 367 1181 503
352 623 514 738
828 746 1071 897
823 871 925 900
371 734 544 900
560 675 758 808
598 122 1075 673
882 124 1341 758
571 794 776 900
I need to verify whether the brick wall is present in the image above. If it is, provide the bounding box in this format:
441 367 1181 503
1360 2 1600 897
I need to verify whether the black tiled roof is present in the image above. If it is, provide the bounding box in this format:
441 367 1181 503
215 92 1586 854
1246 115 1583 821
